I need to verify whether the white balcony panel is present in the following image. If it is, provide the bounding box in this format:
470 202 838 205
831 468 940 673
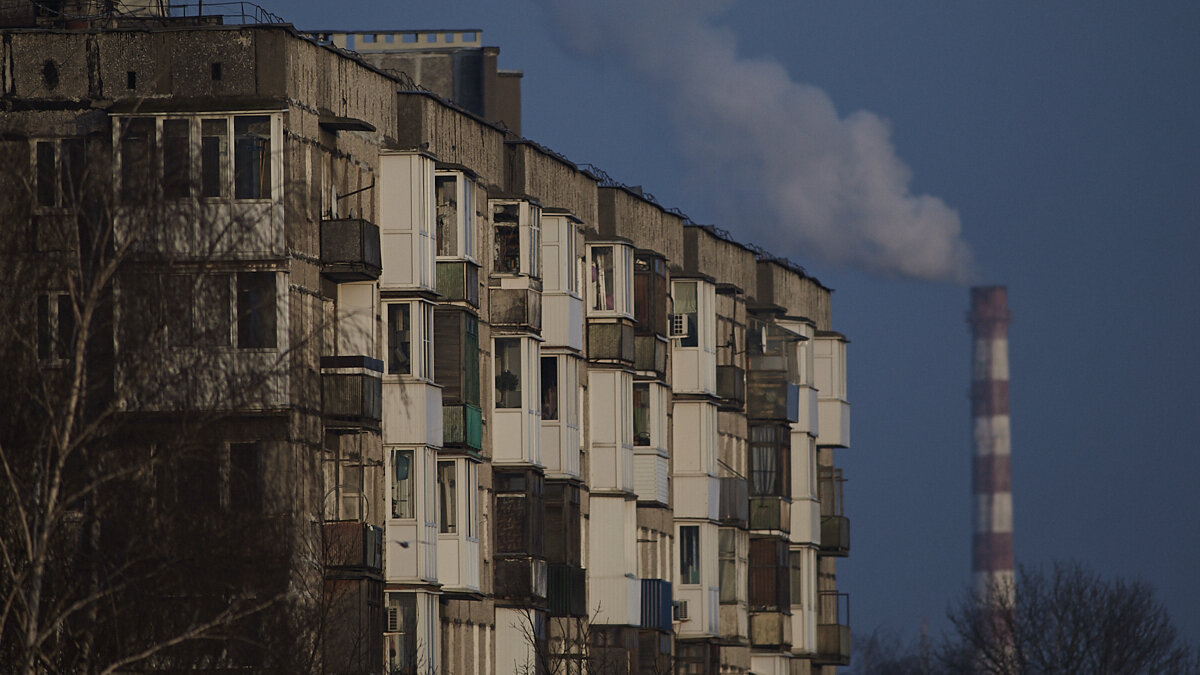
817 398 850 449
588 573 641 627
379 152 436 293
634 453 669 505
542 293 584 351
793 385 819 437
588 369 634 493
438 535 480 593
672 400 717 476
383 381 443 447
493 407 541 467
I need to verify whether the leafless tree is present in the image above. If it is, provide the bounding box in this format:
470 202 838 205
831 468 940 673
0 116 330 673
941 562 1198 675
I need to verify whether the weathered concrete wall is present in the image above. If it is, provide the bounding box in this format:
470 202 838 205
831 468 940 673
596 186 684 264
395 92 505 188
756 261 831 330
506 141 597 227
685 226 758 297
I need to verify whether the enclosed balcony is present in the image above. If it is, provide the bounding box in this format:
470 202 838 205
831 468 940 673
716 365 746 408
436 260 480 306
494 557 548 605
321 218 382 281
322 356 383 428
815 591 851 667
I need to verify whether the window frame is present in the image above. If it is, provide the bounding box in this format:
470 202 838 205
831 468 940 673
31 137 88 211
113 112 280 204
36 291 75 365
435 169 476 262
586 243 634 318
491 199 542 278
390 448 415 520
385 300 435 381
679 525 701 586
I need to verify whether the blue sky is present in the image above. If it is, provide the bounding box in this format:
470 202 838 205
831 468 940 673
281 1 1200 643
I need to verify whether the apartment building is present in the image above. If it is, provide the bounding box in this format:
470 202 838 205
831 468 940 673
0 6 851 674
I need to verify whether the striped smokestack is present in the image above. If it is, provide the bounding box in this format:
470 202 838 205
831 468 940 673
968 286 1014 600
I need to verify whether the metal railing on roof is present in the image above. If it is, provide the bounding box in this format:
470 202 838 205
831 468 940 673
165 1 284 25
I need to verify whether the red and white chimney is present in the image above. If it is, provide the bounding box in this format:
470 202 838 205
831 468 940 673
968 286 1014 600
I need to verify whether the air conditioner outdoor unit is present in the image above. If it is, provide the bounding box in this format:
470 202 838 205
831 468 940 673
670 314 689 340
672 599 689 621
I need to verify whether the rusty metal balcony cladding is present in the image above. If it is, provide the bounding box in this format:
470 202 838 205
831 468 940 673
436 260 480 307
320 218 381 282
323 520 384 572
442 403 482 451
815 591 851 667
640 578 674 633
488 286 542 331
633 334 668 378
747 369 800 422
820 514 850 557
718 476 749 525
548 564 587 617
587 319 635 365
749 496 791 533
321 356 383 427
716 364 746 408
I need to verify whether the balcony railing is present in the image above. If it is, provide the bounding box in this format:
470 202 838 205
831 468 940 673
815 591 851 666
588 319 635 365
322 356 383 427
548 564 587 617
640 578 674 632
489 287 541 331
749 496 791 533
716 365 745 408
821 515 850 557
718 476 749 525
633 334 667 378
320 218 381 281
323 521 383 572
747 370 799 422
436 260 480 306
443 403 482 451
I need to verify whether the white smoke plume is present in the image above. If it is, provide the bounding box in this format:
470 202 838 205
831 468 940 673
539 0 975 282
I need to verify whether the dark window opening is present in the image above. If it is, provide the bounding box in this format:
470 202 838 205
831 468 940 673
387 304 411 375
163 119 191 199
126 71 136 90
236 272 276 349
233 116 271 199
120 117 155 203
493 203 521 273
230 442 262 512
36 141 56 207
495 338 522 409
200 118 228 198
541 356 558 420
633 383 650 446
211 62 222 81
680 525 700 585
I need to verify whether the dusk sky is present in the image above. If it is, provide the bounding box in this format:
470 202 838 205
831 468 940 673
282 1 1200 644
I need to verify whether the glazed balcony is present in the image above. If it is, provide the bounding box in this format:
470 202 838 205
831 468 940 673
750 611 792 649
815 591 851 667
436 259 480 307
321 356 383 428
821 515 850 557
321 218 381 281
